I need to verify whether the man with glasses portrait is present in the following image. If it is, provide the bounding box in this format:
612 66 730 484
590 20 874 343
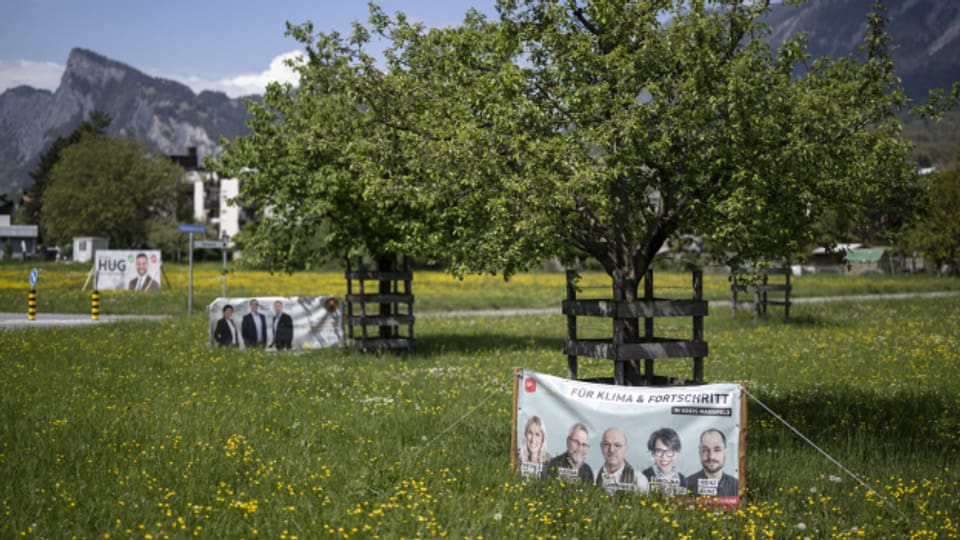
543 422 594 483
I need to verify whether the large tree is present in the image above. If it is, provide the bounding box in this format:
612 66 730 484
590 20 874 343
221 0 918 297
908 170 960 275
41 135 184 250
211 22 423 272
18 112 112 239
358 0 916 296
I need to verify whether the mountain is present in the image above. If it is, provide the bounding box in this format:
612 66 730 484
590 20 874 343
0 48 255 193
762 0 960 102
2 2 960 193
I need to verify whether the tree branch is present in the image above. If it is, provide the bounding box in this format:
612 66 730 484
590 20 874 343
723 0 769 62
572 6 612 56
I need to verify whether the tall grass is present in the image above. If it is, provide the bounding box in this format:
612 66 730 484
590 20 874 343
1 260 958 315
1 265 958 538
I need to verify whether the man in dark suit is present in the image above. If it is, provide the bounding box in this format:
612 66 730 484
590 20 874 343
241 299 267 348
213 304 239 347
128 253 160 291
688 428 740 498
271 300 294 350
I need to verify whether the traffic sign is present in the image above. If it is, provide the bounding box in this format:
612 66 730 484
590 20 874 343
178 223 207 234
194 240 227 249
29 268 38 287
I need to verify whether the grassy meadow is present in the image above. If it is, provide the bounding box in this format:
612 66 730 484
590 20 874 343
0 259 958 315
1 262 959 539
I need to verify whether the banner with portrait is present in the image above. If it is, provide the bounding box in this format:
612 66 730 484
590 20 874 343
513 369 745 506
92 250 162 291
207 296 343 350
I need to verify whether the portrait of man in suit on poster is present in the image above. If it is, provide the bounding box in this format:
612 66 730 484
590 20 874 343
271 300 294 350
128 252 160 292
241 298 267 348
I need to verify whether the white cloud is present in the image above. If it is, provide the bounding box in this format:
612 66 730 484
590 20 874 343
167 50 305 98
0 59 63 93
0 51 305 98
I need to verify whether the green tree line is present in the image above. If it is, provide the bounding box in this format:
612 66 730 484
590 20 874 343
16 113 193 257
14 1 959 275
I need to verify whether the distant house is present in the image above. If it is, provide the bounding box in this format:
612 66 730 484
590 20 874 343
167 147 244 244
0 215 38 260
844 247 892 275
810 243 862 273
73 236 109 263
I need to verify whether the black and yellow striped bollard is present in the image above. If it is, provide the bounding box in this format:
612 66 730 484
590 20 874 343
91 290 101 321
28 289 37 321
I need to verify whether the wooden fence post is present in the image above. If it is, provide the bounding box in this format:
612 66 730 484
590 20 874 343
563 269 709 386
345 255 415 352
566 270 578 380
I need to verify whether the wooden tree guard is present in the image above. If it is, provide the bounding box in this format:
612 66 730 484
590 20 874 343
564 269 708 386
730 266 792 321
345 256 415 352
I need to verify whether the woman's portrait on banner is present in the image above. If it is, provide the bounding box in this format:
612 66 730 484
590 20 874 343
518 415 551 478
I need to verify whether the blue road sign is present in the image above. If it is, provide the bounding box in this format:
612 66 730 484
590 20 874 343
29 268 38 287
178 223 206 234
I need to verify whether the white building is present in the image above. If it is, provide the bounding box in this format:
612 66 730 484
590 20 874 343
170 147 243 246
0 215 38 260
72 236 109 263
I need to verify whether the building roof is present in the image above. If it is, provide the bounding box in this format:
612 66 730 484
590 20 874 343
812 243 862 255
0 224 37 238
844 248 888 263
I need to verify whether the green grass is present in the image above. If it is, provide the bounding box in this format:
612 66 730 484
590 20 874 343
1 265 959 538
1 260 958 315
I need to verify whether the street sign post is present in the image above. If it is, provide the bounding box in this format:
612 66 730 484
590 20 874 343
194 239 230 296
28 268 39 321
179 224 206 316
194 240 227 249
177 224 206 234
180 225 233 310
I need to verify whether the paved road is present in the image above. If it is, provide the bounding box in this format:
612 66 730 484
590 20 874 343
414 291 960 318
2 291 957 328
0 313 169 328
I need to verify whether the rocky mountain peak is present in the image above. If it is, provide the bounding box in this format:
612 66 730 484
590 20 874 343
0 48 254 193
61 48 129 89
763 0 960 101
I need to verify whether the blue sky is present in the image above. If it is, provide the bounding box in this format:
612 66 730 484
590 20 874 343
0 1 498 97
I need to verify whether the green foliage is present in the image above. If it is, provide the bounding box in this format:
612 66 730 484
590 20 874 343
211 22 422 272
908 170 960 274
18 112 112 237
213 1 921 294
144 178 195 260
902 107 960 170
358 0 915 295
39 135 183 250
811 167 924 249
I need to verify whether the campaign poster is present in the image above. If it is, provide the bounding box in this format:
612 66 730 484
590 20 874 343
207 296 343 350
513 369 745 506
93 250 162 291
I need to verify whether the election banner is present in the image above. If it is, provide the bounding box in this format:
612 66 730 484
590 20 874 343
207 296 343 350
513 369 745 506
93 250 162 292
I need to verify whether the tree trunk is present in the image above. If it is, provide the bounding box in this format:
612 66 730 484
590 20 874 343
617 272 641 341
377 254 396 340
613 270 644 385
